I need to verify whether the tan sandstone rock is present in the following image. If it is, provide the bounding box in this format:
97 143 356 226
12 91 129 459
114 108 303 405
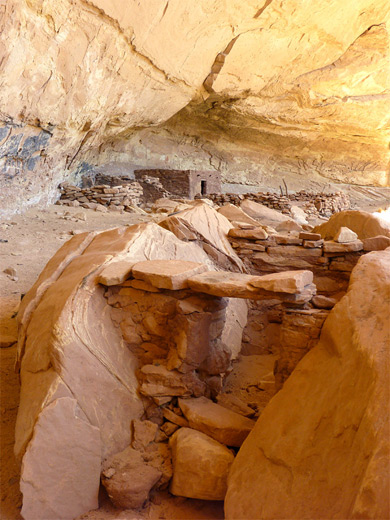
249 270 313 294
314 210 390 240
169 427 235 501
217 203 260 227
240 200 291 225
20 398 101 520
101 447 162 509
334 226 358 243
131 259 208 290
225 249 390 520
15 222 217 519
178 396 255 447
363 235 390 251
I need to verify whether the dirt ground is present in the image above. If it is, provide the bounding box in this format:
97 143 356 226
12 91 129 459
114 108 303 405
1 186 389 520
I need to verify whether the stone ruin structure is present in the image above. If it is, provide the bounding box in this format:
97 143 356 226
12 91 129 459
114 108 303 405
14 202 390 520
134 169 222 199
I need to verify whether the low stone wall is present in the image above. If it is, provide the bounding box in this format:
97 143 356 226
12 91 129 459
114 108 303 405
58 182 143 211
198 190 351 218
229 232 364 296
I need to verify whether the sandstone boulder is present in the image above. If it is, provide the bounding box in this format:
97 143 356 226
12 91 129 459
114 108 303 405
225 250 390 520
169 428 234 501
159 203 243 271
217 203 260 227
15 222 216 519
178 396 255 447
240 200 290 226
314 210 390 240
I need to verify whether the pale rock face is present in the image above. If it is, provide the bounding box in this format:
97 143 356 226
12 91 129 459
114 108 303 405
1 1 389 217
225 250 390 520
20 397 101 520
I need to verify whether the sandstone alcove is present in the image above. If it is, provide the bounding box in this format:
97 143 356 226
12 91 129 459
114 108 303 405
1 1 389 520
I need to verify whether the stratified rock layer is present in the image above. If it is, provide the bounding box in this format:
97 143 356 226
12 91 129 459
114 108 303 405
225 249 390 519
1 1 389 216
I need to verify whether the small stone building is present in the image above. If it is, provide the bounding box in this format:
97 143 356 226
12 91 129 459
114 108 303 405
134 169 221 199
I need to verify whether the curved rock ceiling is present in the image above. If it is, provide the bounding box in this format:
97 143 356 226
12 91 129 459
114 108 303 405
0 0 389 215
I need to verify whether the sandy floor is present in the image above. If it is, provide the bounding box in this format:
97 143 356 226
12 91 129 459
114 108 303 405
1 186 389 520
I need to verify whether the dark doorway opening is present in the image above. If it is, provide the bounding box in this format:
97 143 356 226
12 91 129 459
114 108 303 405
201 180 207 195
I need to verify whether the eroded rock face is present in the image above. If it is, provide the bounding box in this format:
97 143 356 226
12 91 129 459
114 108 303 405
225 249 390 520
1 1 389 216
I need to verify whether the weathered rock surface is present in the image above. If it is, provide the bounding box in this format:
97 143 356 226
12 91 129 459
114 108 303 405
225 250 390 520
240 200 291 226
217 204 259 227
178 396 255 447
15 222 216 519
315 210 390 240
170 428 234 500
20 398 101 520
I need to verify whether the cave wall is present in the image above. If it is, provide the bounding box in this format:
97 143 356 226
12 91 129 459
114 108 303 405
0 0 389 217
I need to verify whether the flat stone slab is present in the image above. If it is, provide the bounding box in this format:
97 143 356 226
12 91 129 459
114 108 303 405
169 427 234 500
267 245 322 257
187 270 315 302
363 235 390 251
249 270 313 294
323 240 363 253
299 232 322 240
178 396 255 447
228 227 268 240
131 260 208 290
187 271 268 299
97 259 137 286
217 203 259 227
